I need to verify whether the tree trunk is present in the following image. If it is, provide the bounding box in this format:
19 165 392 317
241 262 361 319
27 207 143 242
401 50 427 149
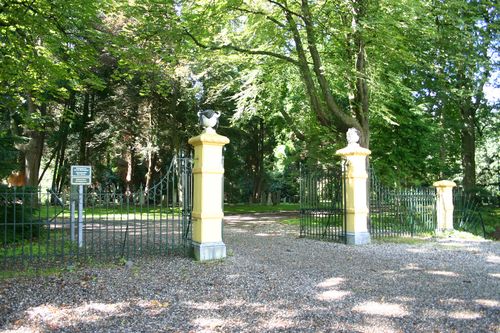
18 95 45 187
144 150 157 193
125 149 134 195
79 93 90 165
461 106 476 193
251 119 266 202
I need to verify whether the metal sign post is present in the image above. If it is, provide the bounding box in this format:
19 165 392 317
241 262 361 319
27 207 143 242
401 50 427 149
78 185 84 247
70 199 75 241
71 166 92 248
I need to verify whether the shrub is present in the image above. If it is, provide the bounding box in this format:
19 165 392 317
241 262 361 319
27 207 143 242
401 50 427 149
0 185 43 244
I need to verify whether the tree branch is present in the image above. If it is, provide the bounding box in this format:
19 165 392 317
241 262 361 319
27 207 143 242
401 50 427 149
301 0 357 132
267 0 304 19
228 6 286 28
284 11 330 127
183 28 299 66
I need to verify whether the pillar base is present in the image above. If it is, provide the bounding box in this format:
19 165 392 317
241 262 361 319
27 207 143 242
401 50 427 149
435 228 454 233
346 232 371 245
192 241 226 261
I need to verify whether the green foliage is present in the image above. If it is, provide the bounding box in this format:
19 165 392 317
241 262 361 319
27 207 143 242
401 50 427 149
0 186 43 243
0 0 498 202
0 131 20 179
480 206 500 239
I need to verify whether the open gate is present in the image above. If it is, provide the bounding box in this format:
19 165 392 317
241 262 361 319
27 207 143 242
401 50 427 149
1 155 193 271
299 164 346 243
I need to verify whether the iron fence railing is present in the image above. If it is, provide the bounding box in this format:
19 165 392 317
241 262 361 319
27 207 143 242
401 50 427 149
1 156 193 271
369 172 436 238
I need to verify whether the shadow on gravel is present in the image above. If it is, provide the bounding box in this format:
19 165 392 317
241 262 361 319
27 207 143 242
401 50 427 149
0 213 498 332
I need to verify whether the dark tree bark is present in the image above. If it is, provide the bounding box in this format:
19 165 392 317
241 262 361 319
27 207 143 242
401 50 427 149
460 104 477 193
17 94 45 187
79 93 91 165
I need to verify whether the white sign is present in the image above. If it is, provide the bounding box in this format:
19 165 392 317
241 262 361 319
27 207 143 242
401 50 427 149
71 165 92 185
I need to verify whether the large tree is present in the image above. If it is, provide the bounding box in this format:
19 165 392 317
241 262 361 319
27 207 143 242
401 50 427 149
179 0 433 148
0 0 107 186
414 0 499 192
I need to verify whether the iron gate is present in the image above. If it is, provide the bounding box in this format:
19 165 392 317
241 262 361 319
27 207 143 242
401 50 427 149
299 164 346 243
453 189 486 237
1 155 193 271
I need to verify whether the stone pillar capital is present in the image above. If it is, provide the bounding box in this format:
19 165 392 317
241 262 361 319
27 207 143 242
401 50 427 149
335 144 371 158
433 180 457 189
188 132 230 147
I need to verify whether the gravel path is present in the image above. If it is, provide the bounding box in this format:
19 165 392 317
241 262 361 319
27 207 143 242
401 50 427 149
1 213 499 332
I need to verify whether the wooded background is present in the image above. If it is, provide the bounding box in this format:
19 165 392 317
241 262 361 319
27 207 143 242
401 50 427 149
1 0 498 203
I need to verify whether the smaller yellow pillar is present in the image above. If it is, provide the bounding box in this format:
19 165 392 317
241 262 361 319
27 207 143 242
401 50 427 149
188 129 229 261
433 180 456 232
335 129 371 245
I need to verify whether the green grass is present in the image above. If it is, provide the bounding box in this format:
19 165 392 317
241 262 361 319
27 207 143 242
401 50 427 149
0 266 63 279
224 203 300 214
39 205 181 220
372 236 431 245
1 229 78 259
281 218 301 225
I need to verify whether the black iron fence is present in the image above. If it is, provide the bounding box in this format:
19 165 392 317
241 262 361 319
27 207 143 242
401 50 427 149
299 164 346 243
369 172 436 238
1 156 193 271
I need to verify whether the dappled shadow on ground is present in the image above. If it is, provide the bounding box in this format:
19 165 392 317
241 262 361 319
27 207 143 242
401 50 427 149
0 213 499 332
224 213 299 238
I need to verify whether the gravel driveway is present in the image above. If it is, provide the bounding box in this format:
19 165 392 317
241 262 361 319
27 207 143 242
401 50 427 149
1 213 499 332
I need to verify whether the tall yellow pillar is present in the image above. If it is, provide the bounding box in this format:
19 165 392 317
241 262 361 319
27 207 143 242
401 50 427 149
335 129 371 245
188 129 229 261
433 180 456 232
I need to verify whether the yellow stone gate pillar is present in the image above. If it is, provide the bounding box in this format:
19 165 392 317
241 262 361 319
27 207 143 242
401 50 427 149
188 127 229 261
335 129 371 245
433 180 456 232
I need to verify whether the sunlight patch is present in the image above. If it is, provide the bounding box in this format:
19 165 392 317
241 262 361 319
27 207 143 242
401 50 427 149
489 273 500 278
426 270 459 277
265 317 294 330
316 290 351 301
486 255 500 264
381 270 396 274
353 302 409 317
185 301 220 311
316 277 345 288
27 302 128 326
475 299 500 308
193 317 225 330
406 248 430 254
402 263 421 271
449 310 482 320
